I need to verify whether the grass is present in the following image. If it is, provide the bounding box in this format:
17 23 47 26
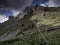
44 30 60 45
1 29 60 45
30 11 60 26
0 11 60 45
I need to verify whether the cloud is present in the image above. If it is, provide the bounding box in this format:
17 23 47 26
0 0 33 23
11 10 20 16
0 15 9 23
0 8 20 23
0 8 20 16
48 0 60 7
40 4 46 7
0 0 33 9
39 0 60 7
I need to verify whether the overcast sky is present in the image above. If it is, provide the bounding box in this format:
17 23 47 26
0 0 60 23
48 0 60 7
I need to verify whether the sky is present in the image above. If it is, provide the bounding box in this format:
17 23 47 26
31 0 48 6
0 0 60 23
48 0 60 7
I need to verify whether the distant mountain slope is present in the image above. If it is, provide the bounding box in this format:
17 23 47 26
0 5 60 45
0 5 60 37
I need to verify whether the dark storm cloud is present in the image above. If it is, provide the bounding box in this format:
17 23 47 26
0 0 33 9
0 0 33 23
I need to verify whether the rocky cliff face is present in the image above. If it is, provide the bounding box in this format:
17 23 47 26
0 6 35 41
0 5 60 41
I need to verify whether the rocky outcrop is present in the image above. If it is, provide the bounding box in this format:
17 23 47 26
46 25 60 31
0 29 21 41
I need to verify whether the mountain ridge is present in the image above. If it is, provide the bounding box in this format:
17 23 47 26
0 5 60 45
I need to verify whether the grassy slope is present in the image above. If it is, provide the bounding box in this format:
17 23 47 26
0 11 60 45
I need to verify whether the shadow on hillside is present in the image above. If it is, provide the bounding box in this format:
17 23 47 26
21 7 34 21
15 7 36 36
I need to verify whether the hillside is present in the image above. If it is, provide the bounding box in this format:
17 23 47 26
0 6 60 45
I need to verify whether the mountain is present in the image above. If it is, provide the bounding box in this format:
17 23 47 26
0 5 60 45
